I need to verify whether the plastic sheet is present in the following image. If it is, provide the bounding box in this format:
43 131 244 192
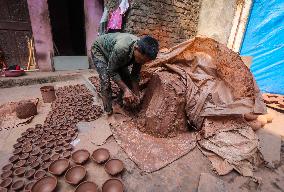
241 0 284 94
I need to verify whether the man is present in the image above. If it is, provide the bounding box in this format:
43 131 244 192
91 33 159 114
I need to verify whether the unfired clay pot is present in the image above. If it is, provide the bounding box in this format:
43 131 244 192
0 187 7 192
31 176 57 192
104 159 124 176
11 180 25 191
64 165 86 185
24 181 35 191
91 148 110 164
102 179 124 192
0 171 12 179
50 154 60 161
13 167 26 177
71 149 90 165
41 162 51 171
14 160 26 168
2 164 13 172
24 169 36 179
30 161 40 169
75 181 98 192
48 159 69 176
34 170 46 180
0 178 12 188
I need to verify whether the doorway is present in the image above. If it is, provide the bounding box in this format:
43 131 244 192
48 0 86 56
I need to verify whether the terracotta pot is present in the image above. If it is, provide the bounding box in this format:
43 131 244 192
19 153 29 160
31 149 40 156
16 101 37 119
41 154 50 162
23 146 33 153
27 156 38 165
31 176 57 192
14 160 26 168
13 167 26 177
50 154 60 161
71 150 90 165
13 148 22 155
0 171 12 179
30 161 40 169
91 148 110 164
102 179 124 192
40 86 56 103
64 165 86 185
41 162 51 171
42 148 51 154
75 181 98 192
48 159 70 176
24 181 35 191
11 180 25 191
24 169 36 179
104 159 124 176
54 146 62 153
2 164 13 172
34 170 46 180
13 143 22 149
0 178 13 188
9 155 19 163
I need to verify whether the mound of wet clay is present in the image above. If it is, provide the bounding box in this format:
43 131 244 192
136 71 188 138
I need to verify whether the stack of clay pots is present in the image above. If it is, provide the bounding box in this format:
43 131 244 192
263 93 284 109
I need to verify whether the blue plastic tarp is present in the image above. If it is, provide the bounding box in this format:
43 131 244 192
240 0 284 94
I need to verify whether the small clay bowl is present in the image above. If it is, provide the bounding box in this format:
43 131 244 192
34 170 46 180
30 149 40 156
9 155 19 163
24 181 35 191
17 137 25 143
14 160 26 168
13 148 22 155
19 153 29 160
26 128 34 133
13 167 26 177
0 187 7 192
23 146 33 153
24 169 35 179
41 162 51 171
71 150 90 165
50 154 60 161
2 164 13 172
21 132 29 137
91 148 110 164
31 176 57 192
104 159 124 176
27 156 38 165
0 178 12 188
102 179 124 192
46 142 55 148
42 148 51 154
65 144 73 151
62 151 71 159
64 165 86 185
48 159 69 176
13 143 22 149
41 154 50 162
30 161 40 169
38 142 46 149
11 180 25 191
0 171 12 179
54 146 62 153
75 181 98 192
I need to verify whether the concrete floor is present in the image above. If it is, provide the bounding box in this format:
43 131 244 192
0 72 284 192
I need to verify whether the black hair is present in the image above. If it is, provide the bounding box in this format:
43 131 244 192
137 35 159 60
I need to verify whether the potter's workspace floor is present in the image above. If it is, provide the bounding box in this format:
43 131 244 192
0 74 284 192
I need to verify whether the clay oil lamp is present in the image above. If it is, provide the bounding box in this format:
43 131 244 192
31 176 57 192
30 149 40 156
13 143 22 149
0 171 12 179
71 150 90 165
27 156 38 165
11 180 25 191
21 132 29 137
104 159 124 176
13 148 22 155
75 181 98 192
30 161 40 170
56 140 63 146
46 142 55 148
35 124 42 128
64 165 87 185
41 162 51 171
62 151 71 159
50 154 60 161
26 127 34 133
42 148 51 154
27 133 35 138
23 146 33 153
19 153 29 160
17 137 25 143
14 160 26 168
24 169 35 179
34 170 46 180
38 142 46 149
54 146 62 153
0 178 12 188
13 167 26 177
64 136 72 143
91 148 110 164
41 154 50 162
102 179 124 192
48 159 70 176
9 155 19 163
24 181 35 192
2 164 13 172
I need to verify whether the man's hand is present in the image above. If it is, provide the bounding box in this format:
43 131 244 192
123 89 138 104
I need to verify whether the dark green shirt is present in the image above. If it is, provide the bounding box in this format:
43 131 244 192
91 33 140 82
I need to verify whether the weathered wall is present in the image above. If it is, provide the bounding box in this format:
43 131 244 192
105 0 201 48
197 0 237 44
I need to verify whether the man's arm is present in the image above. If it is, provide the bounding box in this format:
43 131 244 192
130 63 142 96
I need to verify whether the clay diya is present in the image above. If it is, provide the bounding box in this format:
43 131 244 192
38 142 46 149
91 148 110 164
24 169 35 179
71 149 90 165
48 159 69 176
0 171 12 179
23 146 33 153
54 146 62 153
13 148 22 155
34 170 46 180
42 148 51 154
14 160 26 168
0 178 12 188
102 179 124 192
27 156 38 165
75 181 98 192
13 143 22 149
24 181 35 191
41 154 50 162
2 164 13 172
50 154 60 161
13 167 26 177
46 142 55 148
31 176 57 192
30 149 40 156
11 180 25 191
17 137 25 143
30 161 40 169
64 165 87 185
21 132 29 137
41 162 51 171
26 128 34 133
19 153 29 160
65 144 73 151
9 155 19 163
104 159 124 176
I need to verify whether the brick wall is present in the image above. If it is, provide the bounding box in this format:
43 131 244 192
105 0 201 48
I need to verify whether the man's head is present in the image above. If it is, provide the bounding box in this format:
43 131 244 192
134 35 159 64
